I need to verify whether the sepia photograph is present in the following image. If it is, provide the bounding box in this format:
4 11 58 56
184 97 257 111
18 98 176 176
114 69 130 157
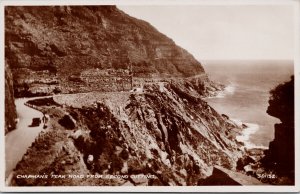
1 0 299 192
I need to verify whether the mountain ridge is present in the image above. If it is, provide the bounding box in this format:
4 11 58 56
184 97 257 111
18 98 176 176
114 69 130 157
4 5 266 186
5 6 207 97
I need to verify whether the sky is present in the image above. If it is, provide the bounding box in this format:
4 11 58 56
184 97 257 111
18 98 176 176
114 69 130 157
118 5 294 60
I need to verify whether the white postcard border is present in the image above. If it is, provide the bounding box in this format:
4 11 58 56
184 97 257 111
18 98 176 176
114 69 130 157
0 0 299 192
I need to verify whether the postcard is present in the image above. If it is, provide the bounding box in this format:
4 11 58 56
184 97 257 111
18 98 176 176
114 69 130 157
1 0 299 192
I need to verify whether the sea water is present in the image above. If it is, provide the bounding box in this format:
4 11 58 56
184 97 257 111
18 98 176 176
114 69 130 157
203 60 293 149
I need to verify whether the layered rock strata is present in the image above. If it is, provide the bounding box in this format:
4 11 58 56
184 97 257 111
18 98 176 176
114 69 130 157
5 6 209 96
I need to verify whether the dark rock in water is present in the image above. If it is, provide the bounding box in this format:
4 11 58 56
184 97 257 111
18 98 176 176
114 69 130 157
236 155 255 171
242 123 248 128
262 76 294 184
221 114 229 120
5 62 17 134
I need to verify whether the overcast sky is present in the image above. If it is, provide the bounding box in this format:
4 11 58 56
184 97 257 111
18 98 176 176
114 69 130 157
118 5 294 60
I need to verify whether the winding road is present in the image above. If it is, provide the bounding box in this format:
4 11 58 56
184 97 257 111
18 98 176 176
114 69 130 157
5 97 44 178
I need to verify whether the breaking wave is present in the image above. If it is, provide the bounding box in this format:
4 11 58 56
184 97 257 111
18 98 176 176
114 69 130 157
233 119 268 150
213 84 236 98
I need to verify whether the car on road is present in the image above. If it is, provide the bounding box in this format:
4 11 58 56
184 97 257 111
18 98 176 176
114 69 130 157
29 118 41 127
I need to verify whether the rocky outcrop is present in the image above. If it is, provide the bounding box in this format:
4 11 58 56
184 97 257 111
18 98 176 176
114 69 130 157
10 83 245 186
199 166 266 185
262 76 294 184
5 6 207 96
5 5 250 186
5 62 17 134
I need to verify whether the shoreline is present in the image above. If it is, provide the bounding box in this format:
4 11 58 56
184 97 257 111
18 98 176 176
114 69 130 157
205 84 269 150
234 120 268 150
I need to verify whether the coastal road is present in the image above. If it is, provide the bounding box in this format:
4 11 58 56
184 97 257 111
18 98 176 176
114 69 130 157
5 97 44 178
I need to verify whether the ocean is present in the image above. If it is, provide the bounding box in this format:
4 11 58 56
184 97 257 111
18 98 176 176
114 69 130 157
203 60 294 149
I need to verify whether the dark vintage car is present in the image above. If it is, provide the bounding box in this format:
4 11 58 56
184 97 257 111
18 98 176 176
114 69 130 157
29 118 41 127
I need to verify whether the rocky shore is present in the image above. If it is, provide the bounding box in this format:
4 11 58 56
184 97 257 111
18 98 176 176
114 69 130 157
5 5 291 187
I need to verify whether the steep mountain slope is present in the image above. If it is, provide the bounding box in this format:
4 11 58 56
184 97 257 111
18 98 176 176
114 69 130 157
5 6 252 186
11 83 244 186
5 6 207 96
5 62 17 134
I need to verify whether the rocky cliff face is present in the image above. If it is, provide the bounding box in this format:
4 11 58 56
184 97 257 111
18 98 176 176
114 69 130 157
5 6 207 96
262 76 294 184
11 83 244 186
5 62 17 134
71 83 243 185
5 5 249 186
